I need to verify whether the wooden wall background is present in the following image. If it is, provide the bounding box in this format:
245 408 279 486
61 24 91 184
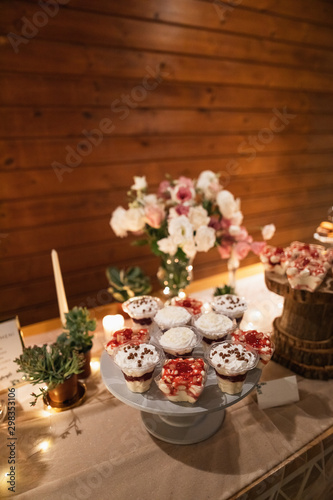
1 0 333 325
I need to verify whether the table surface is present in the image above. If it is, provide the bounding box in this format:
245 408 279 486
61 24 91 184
1 265 332 500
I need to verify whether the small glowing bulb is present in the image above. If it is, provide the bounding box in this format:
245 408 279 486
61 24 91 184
163 287 170 295
178 291 186 299
90 360 100 371
39 440 50 452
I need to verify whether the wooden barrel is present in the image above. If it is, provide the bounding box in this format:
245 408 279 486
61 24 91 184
265 271 333 380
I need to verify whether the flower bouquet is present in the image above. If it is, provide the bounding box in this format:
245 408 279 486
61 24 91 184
110 171 275 296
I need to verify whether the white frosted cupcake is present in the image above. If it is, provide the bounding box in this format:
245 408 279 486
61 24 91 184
114 343 160 393
122 296 162 331
193 311 235 346
157 326 199 357
212 295 247 325
208 341 258 394
154 305 192 331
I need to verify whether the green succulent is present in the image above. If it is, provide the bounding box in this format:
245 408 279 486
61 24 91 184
106 266 152 303
57 307 96 354
214 284 236 296
14 343 84 406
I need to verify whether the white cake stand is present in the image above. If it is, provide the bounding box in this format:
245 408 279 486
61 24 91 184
100 350 261 445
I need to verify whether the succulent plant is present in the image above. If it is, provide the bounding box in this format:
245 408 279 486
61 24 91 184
106 266 152 303
57 307 96 354
14 343 84 406
214 284 236 296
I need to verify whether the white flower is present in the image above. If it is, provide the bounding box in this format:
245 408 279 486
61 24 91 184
110 207 128 237
131 176 147 191
183 240 197 259
168 215 194 245
216 190 240 219
229 225 241 236
144 194 158 205
194 226 216 252
157 237 178 256
125 207 145 232
188 206 210 230
262 224 276 240
196 170 221 200
230 211 243 226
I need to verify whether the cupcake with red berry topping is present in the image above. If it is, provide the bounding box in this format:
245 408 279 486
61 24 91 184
104 327 149 356
170 296 203 316
114 342 160 393
208 340 258 394
232 329 274 369
122 296 163 331
157 357 207 403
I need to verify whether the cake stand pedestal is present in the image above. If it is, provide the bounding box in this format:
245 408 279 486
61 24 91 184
100 350 261 445
265 271 333 380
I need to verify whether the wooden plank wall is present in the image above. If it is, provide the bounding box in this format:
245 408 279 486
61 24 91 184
1 0 333 325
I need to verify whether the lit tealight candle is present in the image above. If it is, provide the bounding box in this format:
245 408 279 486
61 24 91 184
102 314 125 337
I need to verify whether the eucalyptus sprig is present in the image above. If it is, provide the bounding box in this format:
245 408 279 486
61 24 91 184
14 343 84 406
106 266 152 302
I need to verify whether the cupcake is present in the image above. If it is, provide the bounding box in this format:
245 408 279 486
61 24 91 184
157 357 207 403
193 311 235 345
171 297 203 316
211 295 247 325
105 327 149 356
154 305 192 331
208 341 258 394
114 343 160 393
122 296 162 331
232 329 274 369
156 326 199 357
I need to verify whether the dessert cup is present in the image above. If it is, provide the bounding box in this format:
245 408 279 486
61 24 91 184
154 305 192 331
104 327 149 356
122 296 163 331
170 296 203 316
208 340 258 395
113 342 161 393
156 357 207 403
286 255 330 292
193 311 236 347
260 245 287 275
232 329 275 370
211 295 248 326
154 326 200 357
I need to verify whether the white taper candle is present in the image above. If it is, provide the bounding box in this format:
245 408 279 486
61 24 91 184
51 249 69 326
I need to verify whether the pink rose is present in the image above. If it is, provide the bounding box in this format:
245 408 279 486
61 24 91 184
178 176 194 188
144 205 165 229
251 241 267 255
217 243 232 259
234 241 251 260
158 180 171 199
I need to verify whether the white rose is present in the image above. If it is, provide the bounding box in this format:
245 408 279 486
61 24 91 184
168 215 193 245
144 194 158 205
125 207 145 232
196 170 221 199
188 206 210 230
229 225 241 236
195 226 216 252
131 176 147 191
157 237 178 256
216 190 240 218
230 211 243 226
183 240 197 259
110 207 128 237
262 224 276 240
